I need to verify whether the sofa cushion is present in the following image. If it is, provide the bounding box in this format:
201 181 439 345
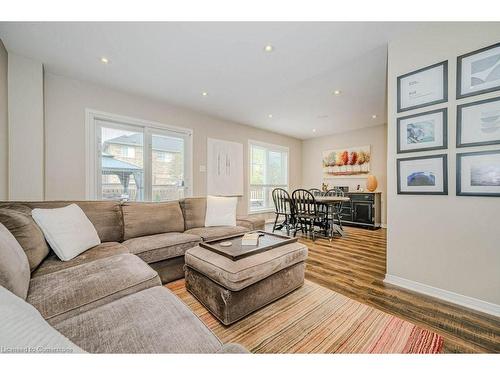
236 216 266 231
0 286 85 353
180 197 207 230
122 201 185 240
32 242 129 277
54 286 223 353
185 242 308 291
0 223 30 299
122 232 201 263
27 253 160 324
0 208 50 271
184 225 249 241
24 201 124 243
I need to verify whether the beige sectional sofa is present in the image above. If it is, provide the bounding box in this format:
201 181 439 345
0 197 264 353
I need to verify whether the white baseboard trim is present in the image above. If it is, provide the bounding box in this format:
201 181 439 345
381 223 387 229
384 274 500 317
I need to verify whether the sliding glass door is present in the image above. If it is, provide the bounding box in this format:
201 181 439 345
150 129 188 201
93 116 191 202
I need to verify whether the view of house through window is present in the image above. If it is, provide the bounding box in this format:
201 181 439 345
96 118 190 202
249 141 288 212
101 127 145 201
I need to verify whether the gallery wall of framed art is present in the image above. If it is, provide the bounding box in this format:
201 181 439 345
386 23 500 315
394 40 500 198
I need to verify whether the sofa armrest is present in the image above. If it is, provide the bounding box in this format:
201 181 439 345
236 216 265 231
216 343 249 353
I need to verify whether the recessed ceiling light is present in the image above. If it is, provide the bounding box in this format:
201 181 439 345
264 45 274 52
372 114 377 119
333 90 341 95
201 92 208 96
268 114 273 118
100 57 109 64
312 129 317 133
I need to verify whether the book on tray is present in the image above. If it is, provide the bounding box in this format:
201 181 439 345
241 232 261 246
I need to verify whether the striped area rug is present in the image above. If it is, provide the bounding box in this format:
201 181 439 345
166 279 444 354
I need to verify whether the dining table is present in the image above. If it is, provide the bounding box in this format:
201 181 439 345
314 196 351 239
280 195 351 240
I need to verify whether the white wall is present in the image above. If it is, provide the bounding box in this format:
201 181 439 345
387 23 500 308
0 40 7 200
7 53 44 200
301 124 387 224
44 73 302 215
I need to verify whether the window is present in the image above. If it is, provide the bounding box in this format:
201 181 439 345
120 146 135 158
248 141 288 212
86 110 192 202
156 151 174 162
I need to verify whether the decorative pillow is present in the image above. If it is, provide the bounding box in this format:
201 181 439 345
31 204 101 261
204 196 238 227
0 223 30 300
0 208 50 271
0 286 85 353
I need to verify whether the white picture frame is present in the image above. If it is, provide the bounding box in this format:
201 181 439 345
207 138 243 196
397 61 448 113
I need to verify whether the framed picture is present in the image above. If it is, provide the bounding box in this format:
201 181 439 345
397 108 447 153
457 96 500 148
457 42 500 99
457 150 500 197
397 154 448 195
397 61 448 113
322 145 371 178
207 138 243 196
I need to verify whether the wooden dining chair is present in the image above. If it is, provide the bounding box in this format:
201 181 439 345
325 188 345 230
291 189 325 241
271 188 295 236
308 188 323 197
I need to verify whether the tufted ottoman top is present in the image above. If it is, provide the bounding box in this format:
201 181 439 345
185 242 308 291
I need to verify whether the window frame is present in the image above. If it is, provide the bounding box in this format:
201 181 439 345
248 140 289 213
85 109 193 201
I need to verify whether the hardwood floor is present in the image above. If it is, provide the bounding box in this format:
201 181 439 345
286 225 500 353
169 224 499 353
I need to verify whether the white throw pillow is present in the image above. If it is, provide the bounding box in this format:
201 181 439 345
32 204 101 261
205 196 238 227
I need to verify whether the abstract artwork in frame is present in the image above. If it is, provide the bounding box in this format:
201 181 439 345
457 96 500 148
397 61 448 113
322 145 371 178
457 41 500 99
457 150 500 197
397 108 448 153
207 138 243 196
397 154 448 195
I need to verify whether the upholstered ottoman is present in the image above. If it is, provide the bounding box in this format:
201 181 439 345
184 241 308 325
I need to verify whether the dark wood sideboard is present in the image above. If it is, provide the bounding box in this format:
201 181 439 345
337 192 382 229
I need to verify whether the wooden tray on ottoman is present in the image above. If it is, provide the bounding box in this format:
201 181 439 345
199 230 297 261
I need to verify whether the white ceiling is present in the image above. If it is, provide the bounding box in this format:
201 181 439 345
0 22 420 139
